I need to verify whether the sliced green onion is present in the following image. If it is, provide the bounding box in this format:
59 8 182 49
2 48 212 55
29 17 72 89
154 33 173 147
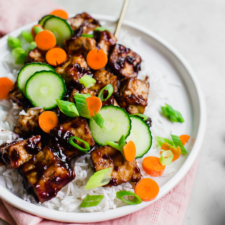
85 168 113 190
8 36 21 48
94 27 110 32
74 93 91 119
21 31 33 43
81 34 94 38
171 134 188 155
118 135 126 149
98 84 113 101
165 104 177 122
159 150 174 166
175 110 185 123
79 75 96 88
28 42 37 51
92 112 104 128
33 26 43 34
132 113 148 121
161 107 169 117
12 47 27 64
116 191 142 205
69 136 90 153
155 136 175 147
161 104 184 123
80 195 104 208
56 99 79 117
106 141 121 150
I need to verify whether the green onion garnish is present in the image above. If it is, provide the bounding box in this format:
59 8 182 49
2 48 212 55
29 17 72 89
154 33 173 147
171 135 188 155
21 31 33 43
12 47 27 64
56 99 79 117
98 84 113 101
155 136 175 147
81 34 94 38
92 112 104 128
159 150 174 166
80 195 104 208
106 135 126 155
94 27 110 32
106 140 121 151
74 93 91 119
118 135 126 149
33 26 43 34
69 136 90 153
132 113 148 121
79 75 96 88
8 36 21 48
116 191 142 205
161 104 184 123
28 42 37 51
85 168 112 190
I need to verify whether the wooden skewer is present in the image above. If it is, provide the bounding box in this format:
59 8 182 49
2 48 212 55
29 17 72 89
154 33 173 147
114 0 130 38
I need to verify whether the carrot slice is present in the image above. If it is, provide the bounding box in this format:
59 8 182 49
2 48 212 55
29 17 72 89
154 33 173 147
50 9 68 19
0 77 14 100
39 111 59 133
35 30 56 51
86 49 108 70
31 24 43 40
135 178 159 201
86 96 102 117
142 156 165 177
179 134 190 145
46 47 67 66
161 143 181 161
123 140 136 162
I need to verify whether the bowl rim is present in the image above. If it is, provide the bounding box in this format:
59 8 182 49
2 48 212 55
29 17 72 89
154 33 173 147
0 14 206 223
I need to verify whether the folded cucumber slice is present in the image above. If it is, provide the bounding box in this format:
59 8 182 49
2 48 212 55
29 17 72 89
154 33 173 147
43 16 72 46
38 15 53 26
126 116 152 158
25 71 66 110
89 106 131 146
17 62 54 95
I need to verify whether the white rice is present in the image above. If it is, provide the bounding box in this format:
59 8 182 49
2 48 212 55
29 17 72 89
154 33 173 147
0 28 178 212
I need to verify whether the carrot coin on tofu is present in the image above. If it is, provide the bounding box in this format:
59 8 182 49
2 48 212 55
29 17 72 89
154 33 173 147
135 178 159 201
39 111 59 133
86 96 102 117
179 134 190 145
123 140 136 162
46 47 67 66
161 143 181 161
35 30 56 51
31 24 43 40
0 77 14 100
50 9 68 19
87 49 108 70
143 156 165 177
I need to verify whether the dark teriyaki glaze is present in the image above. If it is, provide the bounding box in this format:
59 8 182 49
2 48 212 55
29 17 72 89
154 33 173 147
145 117 152 127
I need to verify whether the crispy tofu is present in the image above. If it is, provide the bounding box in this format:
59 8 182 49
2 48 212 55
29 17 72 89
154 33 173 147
91 146 141 186
69 88 96 103
118 78 149 114
90 69 118 94
55 54 90 84
67 12 100 33
14 108 44 137
0 135 41 169
19 146 75 203
109 44 142 78
0 152 5 166
102 96 119 107
25 47 46 64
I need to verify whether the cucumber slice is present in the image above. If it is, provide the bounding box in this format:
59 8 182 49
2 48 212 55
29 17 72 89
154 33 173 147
17 62 54 95
38 15 53 26
25 71 66 110
43 16 72 46
126 116 152 158
89 106 131 146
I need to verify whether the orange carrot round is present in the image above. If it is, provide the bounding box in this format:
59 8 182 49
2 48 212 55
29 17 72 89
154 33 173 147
50 9 68 19
0 77 14 100
135 178 159 201
86 96 102 117
39 111 59 133
161 143 181 161
31 24 43 40
123 140 136 162
179 134 190 145
143 156 165 177
46 47 67 66
86 49 108 70
35 30 56 51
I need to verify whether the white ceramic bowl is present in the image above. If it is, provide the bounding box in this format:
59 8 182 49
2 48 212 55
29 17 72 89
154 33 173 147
0 14 206 223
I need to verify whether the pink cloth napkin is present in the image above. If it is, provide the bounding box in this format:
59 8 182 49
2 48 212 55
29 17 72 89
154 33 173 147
0 1 200 224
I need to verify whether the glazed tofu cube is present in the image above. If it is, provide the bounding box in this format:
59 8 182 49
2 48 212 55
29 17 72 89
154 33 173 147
0 135 42 169
118 78 149 114
25 47 46 64
102 95 120 107
90 69 118 94
91 146 141 186
0 152 5 166
67 12 100 33
65 36 96 58
69 87 96 103
109 44 142 78
14 108 44 137
19 146 75 203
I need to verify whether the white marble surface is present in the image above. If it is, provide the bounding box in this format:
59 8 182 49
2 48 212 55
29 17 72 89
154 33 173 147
1 0 225 224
